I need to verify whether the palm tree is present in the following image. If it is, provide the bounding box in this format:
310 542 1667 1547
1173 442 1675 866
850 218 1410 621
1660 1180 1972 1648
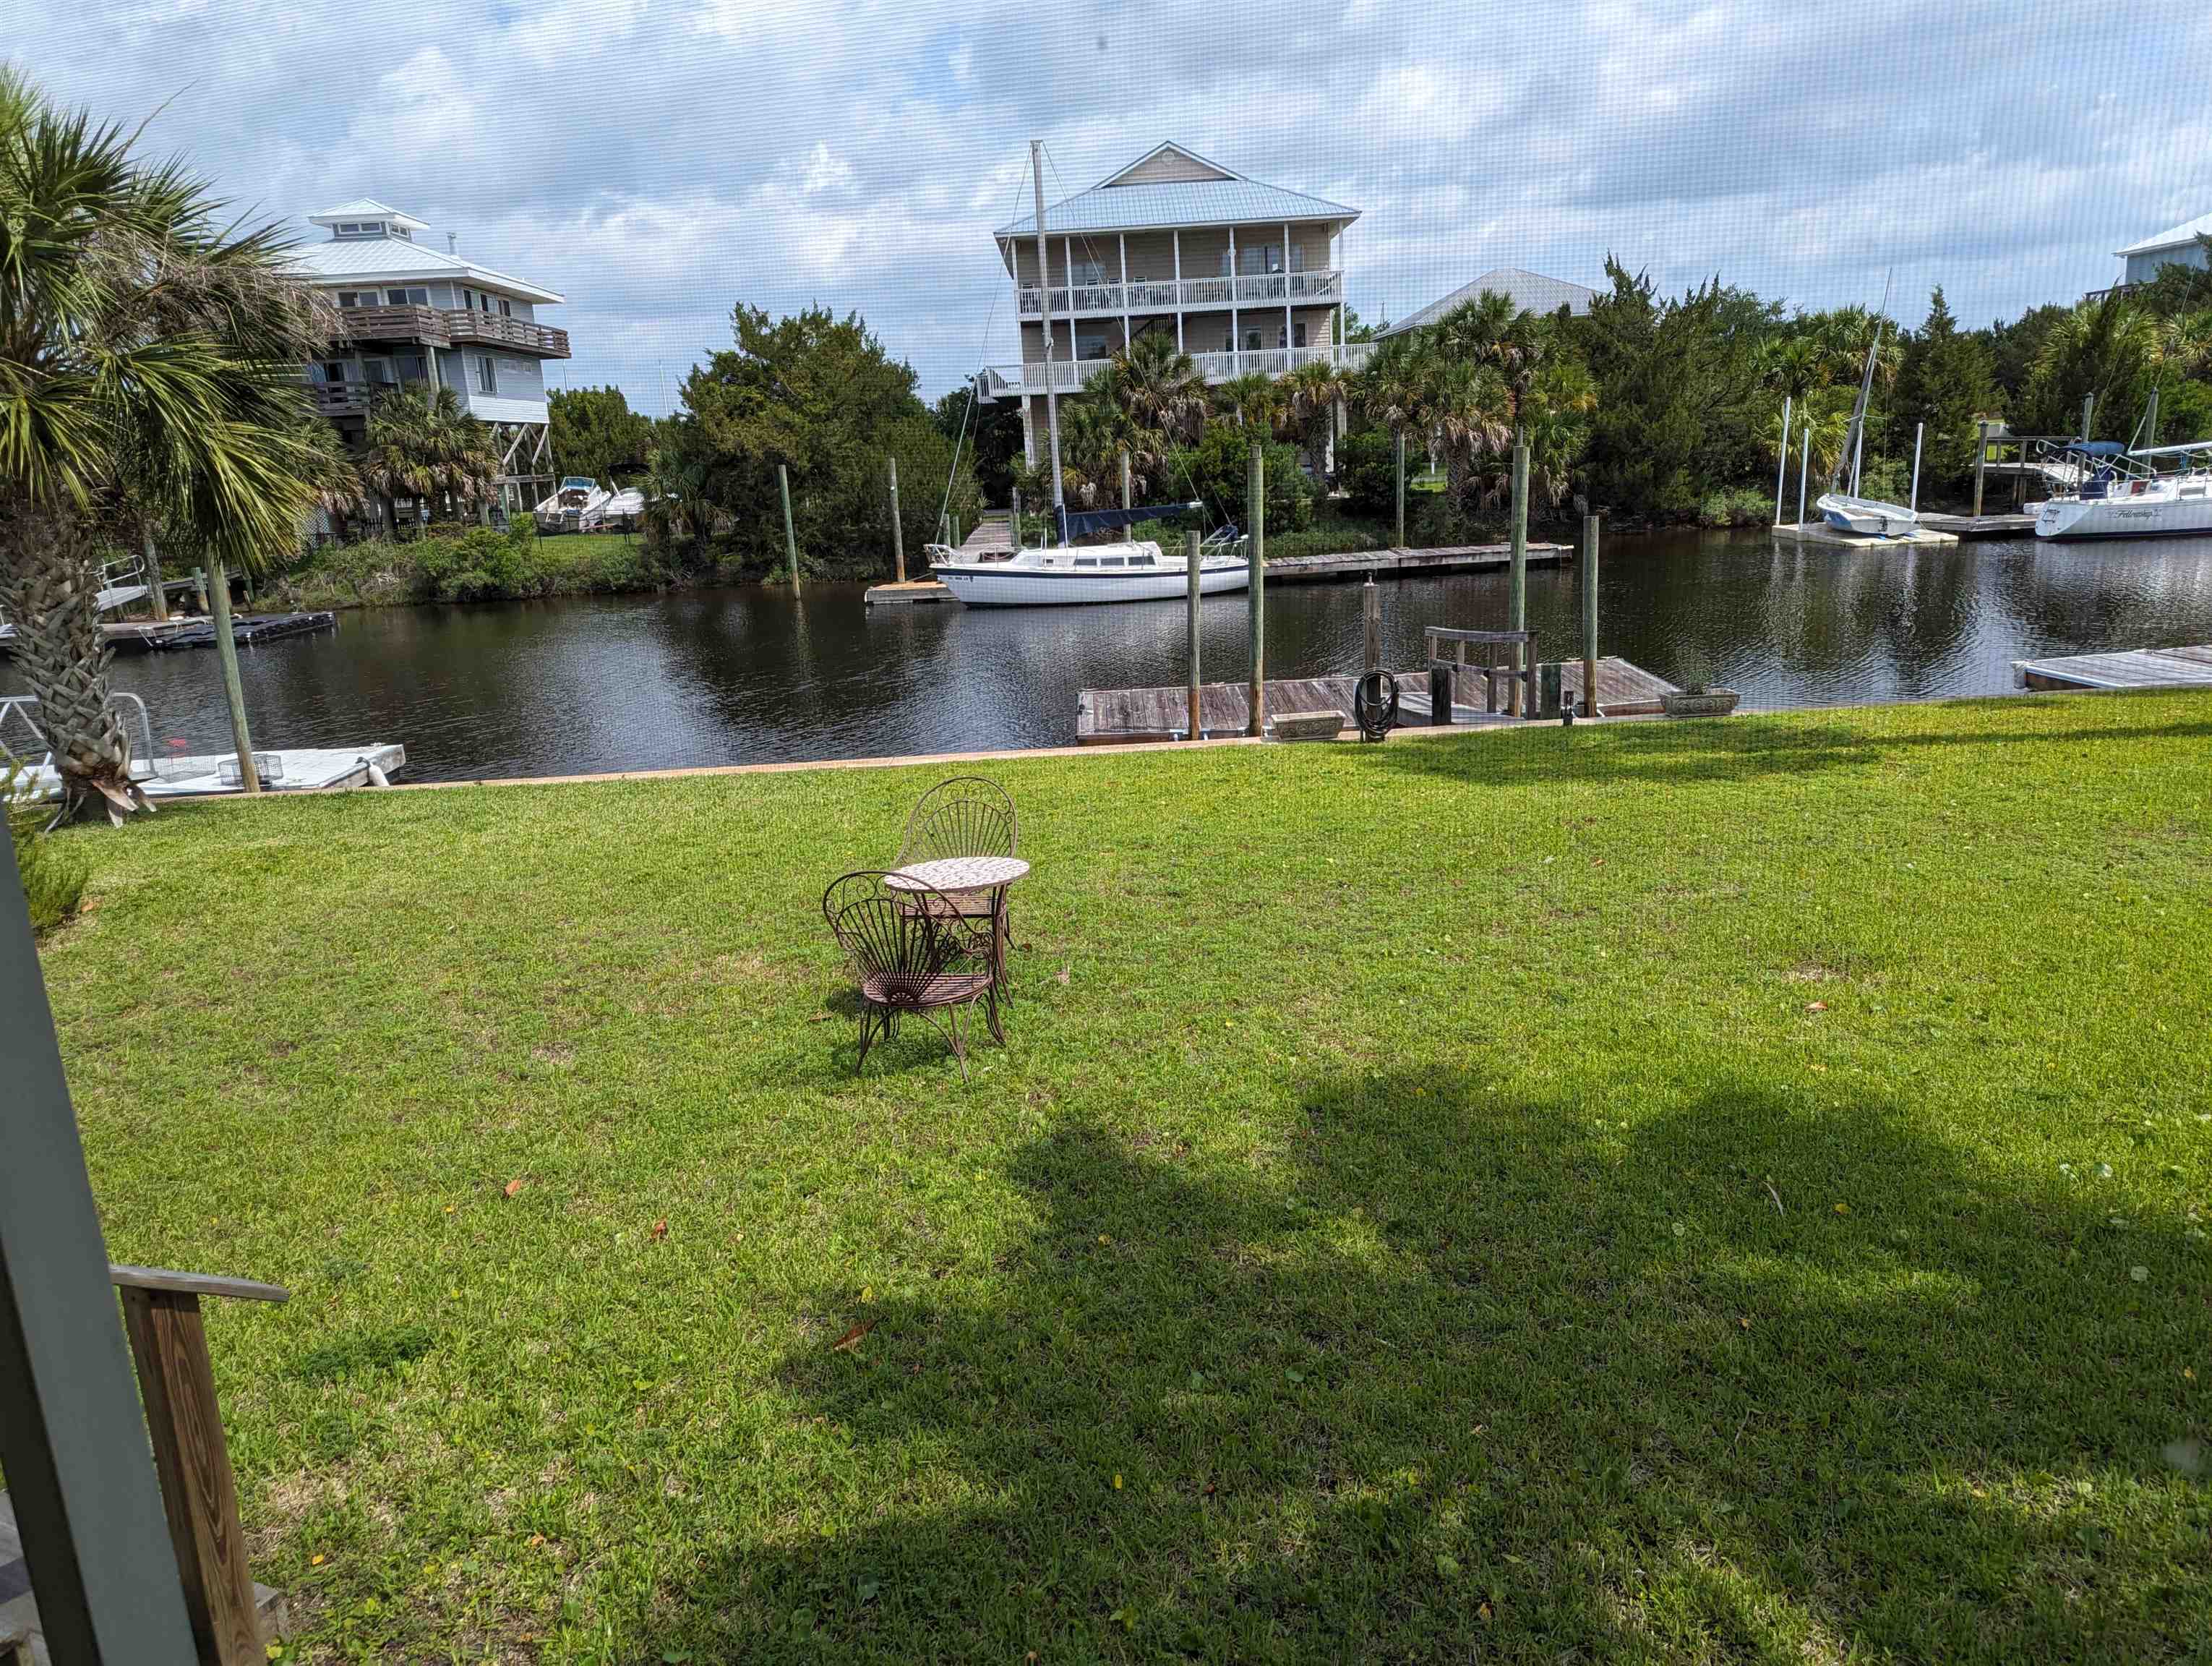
1214 372 1279 433
0 68 335 823
361 383 502 528
2028 294 2162 437
1105 333 1206 445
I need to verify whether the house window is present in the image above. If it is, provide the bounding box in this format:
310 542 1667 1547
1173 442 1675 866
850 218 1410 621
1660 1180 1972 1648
317 361 349 384
473 356 497 396
480 294 492 313
499 297 512 317
1293 320 1307 348
1245 329 1261 351
335 291 368 308
1240 244 1281 275
1290 244 1306 273
385 287 427 307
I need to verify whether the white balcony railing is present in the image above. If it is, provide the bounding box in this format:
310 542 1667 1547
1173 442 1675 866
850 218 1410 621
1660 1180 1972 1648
977 340 1375 401
1015 269 1345 318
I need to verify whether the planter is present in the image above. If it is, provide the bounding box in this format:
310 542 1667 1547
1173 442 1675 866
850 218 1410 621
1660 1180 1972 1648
1661 688 1741 719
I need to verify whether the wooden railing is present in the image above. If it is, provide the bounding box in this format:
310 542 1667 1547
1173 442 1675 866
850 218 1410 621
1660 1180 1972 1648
112 1263 289 1665
1426 626 1540 718
331 304 570 358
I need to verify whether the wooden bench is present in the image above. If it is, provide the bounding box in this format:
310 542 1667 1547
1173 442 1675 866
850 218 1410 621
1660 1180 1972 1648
1269 709 1345 741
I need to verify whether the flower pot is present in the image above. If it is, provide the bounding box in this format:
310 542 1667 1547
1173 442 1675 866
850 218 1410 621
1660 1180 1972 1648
1661 688 1741 719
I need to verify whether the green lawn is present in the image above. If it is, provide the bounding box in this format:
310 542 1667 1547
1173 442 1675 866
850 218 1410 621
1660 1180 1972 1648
37 693 2212 1663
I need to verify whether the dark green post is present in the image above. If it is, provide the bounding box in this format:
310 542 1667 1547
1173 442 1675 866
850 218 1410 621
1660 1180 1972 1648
1581 513 1600 717
1247 442 1265 735
1186 531 1202 740
1394 428 1407 549
778 462 801 593
1509 433 1529 715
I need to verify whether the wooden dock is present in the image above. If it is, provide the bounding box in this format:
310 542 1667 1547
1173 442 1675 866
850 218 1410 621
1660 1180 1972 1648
1077 657 1676 741
2 611 336 656
1266 542 1570 584
1916 511 2038 538
2014 644 2212 692
863 578 954 607
1772 520 1960 547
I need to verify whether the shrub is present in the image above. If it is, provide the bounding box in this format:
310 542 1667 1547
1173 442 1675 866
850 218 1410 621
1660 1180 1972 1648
1694 487 1774 527
7 769 89 934
1167 427 1317 533
1336 427 1399 518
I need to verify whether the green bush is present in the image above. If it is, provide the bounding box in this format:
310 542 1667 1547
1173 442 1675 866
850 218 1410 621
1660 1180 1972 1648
1694 486 1775 527
1167 427 1317 534
7 770 89 934
1336 427 1399 518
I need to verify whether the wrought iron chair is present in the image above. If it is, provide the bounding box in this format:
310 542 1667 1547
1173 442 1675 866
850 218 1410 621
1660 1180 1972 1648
893 775 1020 958
823 871 1002 1080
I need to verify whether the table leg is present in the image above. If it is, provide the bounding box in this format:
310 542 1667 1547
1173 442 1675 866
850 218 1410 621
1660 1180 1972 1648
992 888 1009 992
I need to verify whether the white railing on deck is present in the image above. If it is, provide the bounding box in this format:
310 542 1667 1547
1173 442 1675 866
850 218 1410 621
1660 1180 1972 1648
1016 269 1345 317
979 341 1376 398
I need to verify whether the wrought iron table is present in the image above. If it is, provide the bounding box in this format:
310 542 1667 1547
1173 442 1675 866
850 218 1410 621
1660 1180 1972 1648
885 855 1029 986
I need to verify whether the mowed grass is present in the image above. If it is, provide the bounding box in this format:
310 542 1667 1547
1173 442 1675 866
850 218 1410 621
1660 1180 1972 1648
37 692 2212 1664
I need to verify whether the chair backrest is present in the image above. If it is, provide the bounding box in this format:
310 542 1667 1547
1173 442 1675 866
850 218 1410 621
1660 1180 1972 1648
898 776 1017 866
822 871 967 1004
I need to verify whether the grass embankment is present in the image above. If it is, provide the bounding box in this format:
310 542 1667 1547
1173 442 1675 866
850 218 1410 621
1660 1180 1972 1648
38 693 2212 1663
267 529 794 611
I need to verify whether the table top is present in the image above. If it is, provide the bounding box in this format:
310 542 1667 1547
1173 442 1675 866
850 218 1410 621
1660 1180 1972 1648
885 855 1029 894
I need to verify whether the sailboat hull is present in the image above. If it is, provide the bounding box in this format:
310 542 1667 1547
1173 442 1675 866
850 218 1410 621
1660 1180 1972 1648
1815 493 1918 537
2036 487 2212 540
935 559 1251 607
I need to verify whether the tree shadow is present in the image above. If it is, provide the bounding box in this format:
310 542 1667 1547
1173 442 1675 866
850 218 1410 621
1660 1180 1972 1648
633 1075 2207 1661
1373 698 2212 793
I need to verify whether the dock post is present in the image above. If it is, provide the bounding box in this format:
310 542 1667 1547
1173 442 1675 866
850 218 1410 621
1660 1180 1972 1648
778 463 801 594
1773 395 1792 526
1011 487 1021 547
1394 427 1406 548
1362 576 1381 675
207 558 260 793
1797 422 1809 526
1247 442 1266 736
1582 513 1600 718
144 529 169 620
887 456 904 583
1971 421 1989 518
2081 394 2094 443
1120 448 1132 512
1908 421 1924 513
1186 531 1202 741
192 566 208 613
1509 433 1529 715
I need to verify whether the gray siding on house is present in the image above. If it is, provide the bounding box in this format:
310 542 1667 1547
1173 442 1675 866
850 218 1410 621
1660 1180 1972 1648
2126 244 2208 285
1110 149 1234 187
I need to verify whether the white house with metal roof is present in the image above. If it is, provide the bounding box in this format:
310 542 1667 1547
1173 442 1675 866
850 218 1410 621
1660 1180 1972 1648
290 200 571 517
2115 210 2212 288
977 143 1364 464
1379 267 1598 340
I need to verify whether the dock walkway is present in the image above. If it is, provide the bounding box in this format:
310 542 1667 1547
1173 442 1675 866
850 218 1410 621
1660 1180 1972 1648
1078 657 1676 742
1916 512 2037 538
2015 644 2212 692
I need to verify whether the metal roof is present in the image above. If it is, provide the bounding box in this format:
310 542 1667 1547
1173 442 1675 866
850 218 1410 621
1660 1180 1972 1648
2117 210 2212 257
997 143 1357 239
1380 267 1598 337
288 233 565 305
309 199 428 231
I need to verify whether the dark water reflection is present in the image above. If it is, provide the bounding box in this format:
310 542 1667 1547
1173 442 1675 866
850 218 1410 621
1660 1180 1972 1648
14 527 2212 782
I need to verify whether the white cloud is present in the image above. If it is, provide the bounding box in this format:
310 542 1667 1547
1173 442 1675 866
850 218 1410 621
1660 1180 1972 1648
10 0 2212 411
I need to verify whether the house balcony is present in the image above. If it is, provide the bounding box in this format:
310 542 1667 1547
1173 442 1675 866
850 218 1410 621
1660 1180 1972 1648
330 304 571 359
1016 268 1345 319
977 341 1373 401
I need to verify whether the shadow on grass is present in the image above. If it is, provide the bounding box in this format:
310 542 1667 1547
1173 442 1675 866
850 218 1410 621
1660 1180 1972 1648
1375 701 2212 792
637 1075 2205 1662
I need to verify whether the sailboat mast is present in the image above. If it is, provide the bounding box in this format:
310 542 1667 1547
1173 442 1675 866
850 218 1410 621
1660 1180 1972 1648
1029 139 1065 536
1835 319 1883 497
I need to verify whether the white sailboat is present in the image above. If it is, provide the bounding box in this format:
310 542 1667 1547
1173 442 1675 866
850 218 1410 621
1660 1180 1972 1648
932 138 1248 609
1814 306 1917 539
2035 440 2212 540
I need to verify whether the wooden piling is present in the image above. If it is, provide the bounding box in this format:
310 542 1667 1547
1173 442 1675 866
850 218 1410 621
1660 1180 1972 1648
1582 513 1600 717
1394 428 1406 548
206 558 260 793
192 565 208 613
1120 448 1132 512
778 463 801 593
144 529 169 620
887 456 904 583
1972 420 1989 518
1362 577 1381 675
1011 487 1021 547
1509 435 1529 715
1248 443 1266 736
1186 531 1202 740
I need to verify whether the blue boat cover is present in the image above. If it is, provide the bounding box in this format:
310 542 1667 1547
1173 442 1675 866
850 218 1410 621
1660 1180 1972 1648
1056 501 1204 542
2070 441 2128 456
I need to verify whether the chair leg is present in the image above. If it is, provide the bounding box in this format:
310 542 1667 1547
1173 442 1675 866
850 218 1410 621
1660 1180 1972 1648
855 1007 876 1073
985 983 1004 1047
943 1002 969 1082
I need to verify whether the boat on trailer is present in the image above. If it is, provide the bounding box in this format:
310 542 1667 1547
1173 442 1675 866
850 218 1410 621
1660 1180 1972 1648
2035 440 2212 540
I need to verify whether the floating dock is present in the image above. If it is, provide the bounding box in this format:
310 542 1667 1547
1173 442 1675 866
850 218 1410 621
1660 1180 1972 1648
1077 657 1676 743
1 611 336 656
16 745 406 802
1916 512 2038 539
1772 521 1960 547
862 579 956 607
2014 644 2212 693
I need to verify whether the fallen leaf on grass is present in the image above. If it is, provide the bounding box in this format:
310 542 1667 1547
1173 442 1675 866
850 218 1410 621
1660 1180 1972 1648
651 1218 669 1241
1055 965 1071 986
503 1177 527 1198
830 1320 877 1353
1478 1599 1493 1622
807 1011 834 1024
1805 1000 1828 1013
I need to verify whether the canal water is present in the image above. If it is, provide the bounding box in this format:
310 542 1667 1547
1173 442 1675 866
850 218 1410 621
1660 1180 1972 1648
17 528 2212 782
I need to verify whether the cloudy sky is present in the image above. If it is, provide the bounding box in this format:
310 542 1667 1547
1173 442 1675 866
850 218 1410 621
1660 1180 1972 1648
15 0 2211 411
